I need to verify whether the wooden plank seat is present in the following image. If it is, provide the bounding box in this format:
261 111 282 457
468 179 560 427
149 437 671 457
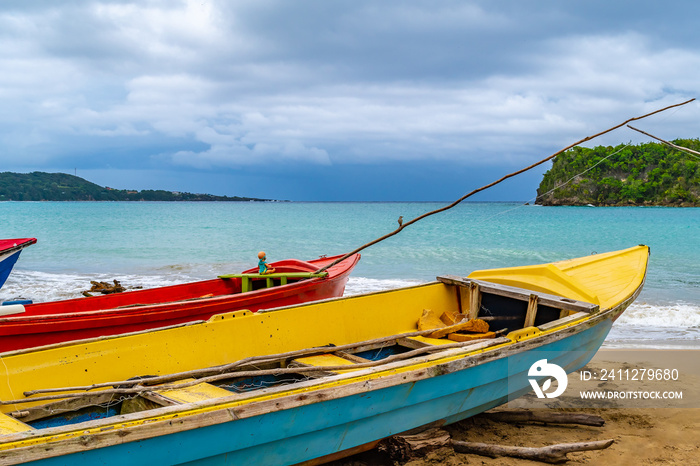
121 379 235 414
218 272 329 292
0 413 33 434
398 336 456 349
288 353 365 377
149 379 234 405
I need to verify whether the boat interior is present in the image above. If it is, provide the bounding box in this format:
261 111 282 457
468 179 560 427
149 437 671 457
0 277 601 434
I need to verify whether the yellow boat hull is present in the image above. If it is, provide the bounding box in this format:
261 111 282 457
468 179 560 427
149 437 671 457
0 246 649 465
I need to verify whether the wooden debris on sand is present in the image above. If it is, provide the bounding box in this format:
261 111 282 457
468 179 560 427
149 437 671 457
82 279 141 297
483 409 605 427
452 438 614 464
377 428 452 462
376 410 613 464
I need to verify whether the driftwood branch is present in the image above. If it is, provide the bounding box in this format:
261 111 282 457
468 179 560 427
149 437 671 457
11 337 507 406
452 438 614 464
315 98 695 273
482 410 605 427
378 428 452 462
22 326 505 398
627 125 700 157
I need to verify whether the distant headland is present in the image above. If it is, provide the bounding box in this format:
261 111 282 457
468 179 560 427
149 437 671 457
0 172 273 202
536 140 700 207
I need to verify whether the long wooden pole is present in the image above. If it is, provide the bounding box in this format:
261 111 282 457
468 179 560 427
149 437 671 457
21 328 507 398
316 98 695 273
7 338 508 406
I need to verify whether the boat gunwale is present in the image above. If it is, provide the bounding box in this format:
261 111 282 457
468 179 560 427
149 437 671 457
0 291 637 456
0 247 649 464
0 253 359 325
0 273 326 324
0 239 36 257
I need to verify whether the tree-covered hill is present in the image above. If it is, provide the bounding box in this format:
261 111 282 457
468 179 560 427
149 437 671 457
536 140 700 206
0 172 272 202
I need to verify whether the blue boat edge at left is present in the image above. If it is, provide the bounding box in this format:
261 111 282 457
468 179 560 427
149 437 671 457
0 238 37 291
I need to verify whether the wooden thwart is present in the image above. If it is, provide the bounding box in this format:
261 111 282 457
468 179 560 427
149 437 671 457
437 276 599 314
288 353 363 377
524 294 539 328
218 272 328 293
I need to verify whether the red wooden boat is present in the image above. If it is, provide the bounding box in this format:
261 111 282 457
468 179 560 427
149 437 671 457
0 253 360 353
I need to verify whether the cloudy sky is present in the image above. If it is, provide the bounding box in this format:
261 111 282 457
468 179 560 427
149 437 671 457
1 1 698 201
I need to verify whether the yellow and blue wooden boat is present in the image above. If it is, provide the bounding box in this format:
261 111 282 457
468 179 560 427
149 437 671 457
0 246 649 465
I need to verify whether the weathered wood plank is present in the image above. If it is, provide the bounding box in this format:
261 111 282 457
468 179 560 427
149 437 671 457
537 311 589 331
468 282 481 319
333 351 371 363
452 439 614 463
437 276 598 313
378 428 451 462
524 294 538 328
482 409 605 427
10 392 121 423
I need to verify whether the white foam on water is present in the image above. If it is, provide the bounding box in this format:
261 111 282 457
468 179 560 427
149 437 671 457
603 302 700 349
616 301 700 328
344 277 425 296
0 270 193 303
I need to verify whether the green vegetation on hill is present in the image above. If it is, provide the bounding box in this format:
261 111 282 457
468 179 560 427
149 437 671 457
536 140 700 206
0 172 271 202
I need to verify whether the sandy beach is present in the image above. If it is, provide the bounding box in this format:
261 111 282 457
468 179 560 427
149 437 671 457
331 349 700 465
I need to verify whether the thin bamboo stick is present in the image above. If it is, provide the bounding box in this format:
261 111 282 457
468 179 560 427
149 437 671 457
4 337 507 406
627 125 700 156
21 327 444 397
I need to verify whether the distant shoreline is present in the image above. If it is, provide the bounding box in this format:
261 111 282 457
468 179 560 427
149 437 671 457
0 171 274 202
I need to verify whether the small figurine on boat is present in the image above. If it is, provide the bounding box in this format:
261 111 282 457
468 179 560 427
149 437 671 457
257 251 276 274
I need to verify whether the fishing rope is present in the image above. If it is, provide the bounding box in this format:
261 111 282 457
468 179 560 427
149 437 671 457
314 98 695 273
468 142 634 226
0 356 16 406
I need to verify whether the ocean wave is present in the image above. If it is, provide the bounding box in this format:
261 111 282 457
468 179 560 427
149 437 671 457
344 277 425 296
0 270 192 303
616 302 700 328
603 326 700 349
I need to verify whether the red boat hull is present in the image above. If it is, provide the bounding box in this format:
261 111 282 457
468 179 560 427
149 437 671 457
0 254 360 353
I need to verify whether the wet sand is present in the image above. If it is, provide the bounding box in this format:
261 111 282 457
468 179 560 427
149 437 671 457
331 349 700 465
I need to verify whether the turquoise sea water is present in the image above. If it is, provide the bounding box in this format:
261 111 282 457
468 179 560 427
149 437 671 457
1 202 698 348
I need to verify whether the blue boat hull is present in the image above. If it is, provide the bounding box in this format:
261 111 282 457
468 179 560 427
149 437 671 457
0 250 22 290
24 317 612 466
